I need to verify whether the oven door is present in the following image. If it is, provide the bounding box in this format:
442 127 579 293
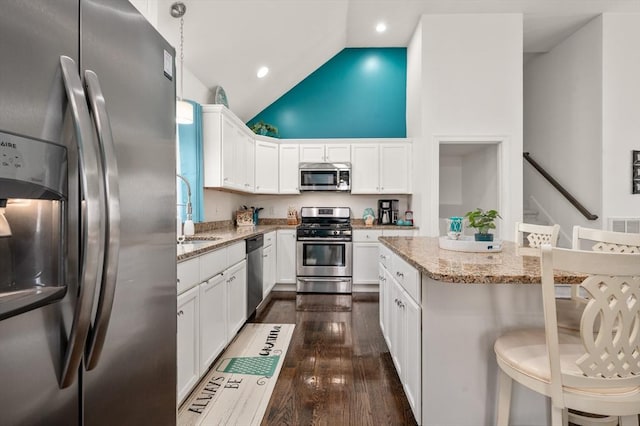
296 240 352 277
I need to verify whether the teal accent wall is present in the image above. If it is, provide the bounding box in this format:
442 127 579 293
247 48 406 139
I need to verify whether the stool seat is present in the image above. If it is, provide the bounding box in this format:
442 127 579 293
494 246 640 426
495 329 638 396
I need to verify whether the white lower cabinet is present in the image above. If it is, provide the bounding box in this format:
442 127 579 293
276 229 296 284
353 229 415 288
353 229 383 287
353 242 380 285
379 247 421 423
403 289 421 417
199 274 227 376
176 241 247 405
378 262 389 342
263 244 276 297
177 286 199 404
226 259 247 338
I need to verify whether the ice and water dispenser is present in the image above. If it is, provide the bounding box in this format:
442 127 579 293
0 130 68 320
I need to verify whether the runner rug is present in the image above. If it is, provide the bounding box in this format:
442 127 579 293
178 323 294 426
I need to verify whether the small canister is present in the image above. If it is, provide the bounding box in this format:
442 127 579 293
405 210 414 225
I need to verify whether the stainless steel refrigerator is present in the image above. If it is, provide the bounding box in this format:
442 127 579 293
0 1 177 425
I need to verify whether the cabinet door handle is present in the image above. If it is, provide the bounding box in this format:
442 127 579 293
396 271 404 278
177 310 184 317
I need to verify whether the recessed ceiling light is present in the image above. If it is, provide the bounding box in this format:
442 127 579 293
257 66 269 78
376 22 386 33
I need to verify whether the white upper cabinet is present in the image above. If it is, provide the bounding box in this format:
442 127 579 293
351 144 380 193
202 108 409 195
202 105 255 193
351 142 411 194
255 140 279 193
379 143 411 193
299 143 351 163
240 131 255 192
279 144 300 194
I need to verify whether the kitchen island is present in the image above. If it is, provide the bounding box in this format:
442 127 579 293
378 236 584 426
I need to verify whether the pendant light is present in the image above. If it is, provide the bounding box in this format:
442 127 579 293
171 2 193 124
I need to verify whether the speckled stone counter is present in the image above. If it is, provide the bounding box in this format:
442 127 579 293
378 236 585 284
177 224 297 262
351 219 418 231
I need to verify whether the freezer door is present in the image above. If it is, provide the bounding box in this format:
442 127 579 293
80 1 177 425
0 1 81 425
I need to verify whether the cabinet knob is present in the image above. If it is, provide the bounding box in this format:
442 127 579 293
177 278 181 283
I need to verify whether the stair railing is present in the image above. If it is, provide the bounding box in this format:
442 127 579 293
523 152 598 221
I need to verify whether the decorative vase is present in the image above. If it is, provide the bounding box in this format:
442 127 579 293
446 217 464 240
474 233 493 242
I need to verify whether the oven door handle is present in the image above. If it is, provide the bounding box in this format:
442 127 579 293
296 238 353 242
297 277 352 283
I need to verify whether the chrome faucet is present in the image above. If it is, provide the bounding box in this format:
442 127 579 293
176 174 195 236
176 174 192 222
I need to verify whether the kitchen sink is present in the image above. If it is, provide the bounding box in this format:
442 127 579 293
185 238 220 243
178 238 220 245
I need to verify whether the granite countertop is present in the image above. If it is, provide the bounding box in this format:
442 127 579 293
350 218 418 230
351 224 418 230
177 224 297 262
378 236 586 284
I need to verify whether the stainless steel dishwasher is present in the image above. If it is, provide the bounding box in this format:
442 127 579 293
246 234 264 316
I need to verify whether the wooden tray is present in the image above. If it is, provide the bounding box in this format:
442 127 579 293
438 236 503 253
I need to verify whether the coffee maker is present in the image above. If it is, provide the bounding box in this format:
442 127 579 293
378 199 399 225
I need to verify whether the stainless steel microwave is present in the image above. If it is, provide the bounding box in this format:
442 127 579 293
299 162 351 192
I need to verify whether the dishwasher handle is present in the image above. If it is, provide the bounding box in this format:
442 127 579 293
246 234 264 252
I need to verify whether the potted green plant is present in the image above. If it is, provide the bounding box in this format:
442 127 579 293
249 121 279 137
464 208 501 241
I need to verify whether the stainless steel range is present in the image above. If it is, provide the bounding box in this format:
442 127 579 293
296 207 353 293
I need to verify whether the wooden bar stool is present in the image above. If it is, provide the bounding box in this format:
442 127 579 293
494 246 640 426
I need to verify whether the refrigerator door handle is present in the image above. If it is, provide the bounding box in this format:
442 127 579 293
83 70 121 371
59 56 106 388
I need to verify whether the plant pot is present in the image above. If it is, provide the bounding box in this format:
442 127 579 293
474 233 493 242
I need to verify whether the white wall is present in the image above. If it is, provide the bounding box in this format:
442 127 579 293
462 145 499 222
203 191 410 223
523 17 603 234
602 14 640 222
439 145 499 236
409 14 523 237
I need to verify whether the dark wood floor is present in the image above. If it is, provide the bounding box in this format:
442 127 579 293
251 292 417 426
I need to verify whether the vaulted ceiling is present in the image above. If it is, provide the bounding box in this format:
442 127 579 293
155 0 640 122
